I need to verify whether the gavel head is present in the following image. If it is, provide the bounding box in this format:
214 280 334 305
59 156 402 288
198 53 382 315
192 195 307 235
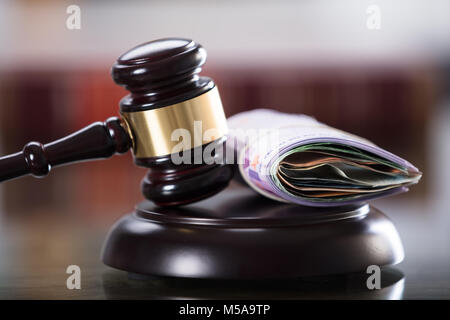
111 38 233 206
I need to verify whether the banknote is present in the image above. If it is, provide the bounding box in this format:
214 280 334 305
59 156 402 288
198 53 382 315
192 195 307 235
226 109 422 207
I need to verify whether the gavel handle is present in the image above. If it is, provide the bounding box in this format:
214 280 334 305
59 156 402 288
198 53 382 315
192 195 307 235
0 117 132 182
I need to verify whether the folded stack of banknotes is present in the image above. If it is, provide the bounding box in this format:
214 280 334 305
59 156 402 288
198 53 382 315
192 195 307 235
227 109 422 207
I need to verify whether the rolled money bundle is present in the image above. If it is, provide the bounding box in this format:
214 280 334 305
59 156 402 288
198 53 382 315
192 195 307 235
227 109 422 207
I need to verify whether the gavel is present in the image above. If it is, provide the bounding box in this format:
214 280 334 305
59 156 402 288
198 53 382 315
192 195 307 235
0 38 234 206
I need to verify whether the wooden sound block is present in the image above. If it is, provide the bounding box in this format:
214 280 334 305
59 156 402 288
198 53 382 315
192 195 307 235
101 182 404 279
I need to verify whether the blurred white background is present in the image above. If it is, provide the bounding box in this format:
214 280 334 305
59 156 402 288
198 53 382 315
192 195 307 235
0 0 449 69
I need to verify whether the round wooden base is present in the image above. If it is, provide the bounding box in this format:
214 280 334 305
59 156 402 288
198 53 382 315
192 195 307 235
102 183 404 280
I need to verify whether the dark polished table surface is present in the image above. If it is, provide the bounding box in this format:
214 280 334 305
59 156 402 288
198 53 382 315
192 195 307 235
0 107 449 300
0 204 411 300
